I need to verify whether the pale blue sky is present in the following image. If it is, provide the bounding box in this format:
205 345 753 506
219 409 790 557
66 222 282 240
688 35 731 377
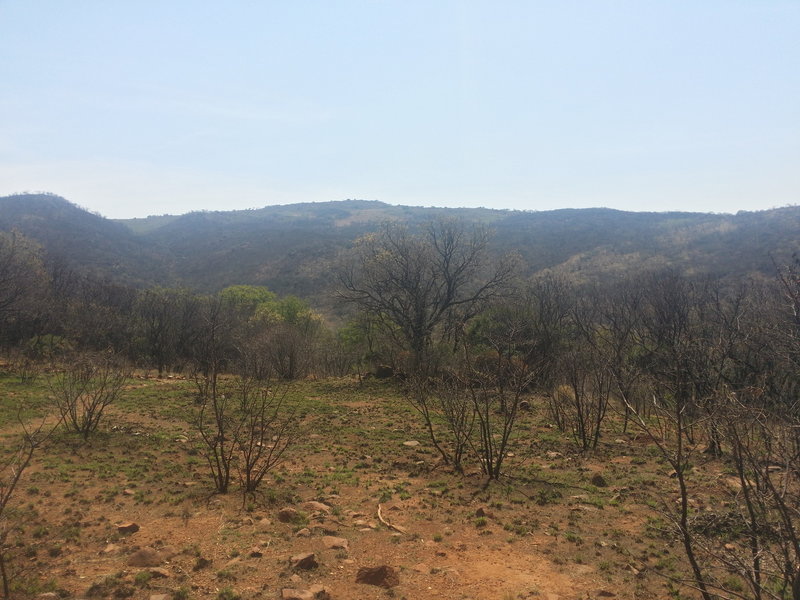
1 1 798 218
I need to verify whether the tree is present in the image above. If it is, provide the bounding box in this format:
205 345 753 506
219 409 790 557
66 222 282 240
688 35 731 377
48 352 129 440
338 219 515 375
0 231 48 346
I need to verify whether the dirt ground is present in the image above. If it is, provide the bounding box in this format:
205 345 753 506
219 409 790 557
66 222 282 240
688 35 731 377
1 375 722 600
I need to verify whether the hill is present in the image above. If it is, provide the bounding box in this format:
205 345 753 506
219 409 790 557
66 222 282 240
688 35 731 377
2 193 799 304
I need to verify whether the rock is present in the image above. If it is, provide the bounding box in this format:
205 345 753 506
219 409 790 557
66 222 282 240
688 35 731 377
193 557 212 571
123 489 135 496
148 568 170 578
290 552 318 570
149 595 169 600
411 562 430 573
281 585 331 600
302 501 332 513
117 522 140 534
475 507 494 518
545 451 562 459
374 365 394 379
356 565 400 588
278 507 301 523
591 473 608 487
519 400 531 411
596 591 616 597
102 543 121 554
37 594 59 599
322 535 349 550
249 547 263 558
402 440 420 447
127 548 164 567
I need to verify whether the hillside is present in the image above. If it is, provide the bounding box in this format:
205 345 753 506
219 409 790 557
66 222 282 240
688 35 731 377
2 193 799 303
0 193 172 285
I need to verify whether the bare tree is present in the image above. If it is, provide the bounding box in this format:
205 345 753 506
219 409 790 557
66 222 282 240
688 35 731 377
0 417 59 598
236 377 296 494
338 219 516 375
48 352 129 440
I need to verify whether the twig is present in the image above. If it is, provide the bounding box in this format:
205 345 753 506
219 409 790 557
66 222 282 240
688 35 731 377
377 503 407 534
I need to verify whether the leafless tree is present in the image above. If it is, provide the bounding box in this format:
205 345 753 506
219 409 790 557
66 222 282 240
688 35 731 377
48 352 129 440
338 219 516 375
0 417 59 598
236 377 297 494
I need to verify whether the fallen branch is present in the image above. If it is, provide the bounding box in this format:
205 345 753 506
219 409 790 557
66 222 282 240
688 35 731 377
377 503 407 534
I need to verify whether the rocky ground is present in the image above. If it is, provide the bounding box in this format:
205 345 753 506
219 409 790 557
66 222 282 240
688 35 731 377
1 375 728 600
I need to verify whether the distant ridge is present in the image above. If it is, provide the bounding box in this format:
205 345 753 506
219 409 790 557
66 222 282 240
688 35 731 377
2 193 799 309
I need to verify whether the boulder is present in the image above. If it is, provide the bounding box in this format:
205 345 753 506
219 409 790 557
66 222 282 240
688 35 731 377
126 548 164 567
278 507 301 523
117 522 140 534
356 565 400 588
322 536 349 550
290 552 318 570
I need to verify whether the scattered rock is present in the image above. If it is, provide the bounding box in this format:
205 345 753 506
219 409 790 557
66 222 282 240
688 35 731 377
149 595 169 600
302 501 332 514
295 528 312 537
37 594 59 599
148 568 170 578
290 552 318 570
123 488 135 496
102 543 121 554
546 451 562 459
117 522 140 534
402 440 420 447
322 535 349 550
590 473 608 487
278 507 301 523
193 557 212 571
249 547 263 558
281 585 331 600
475 507 494 519
356 565 400 588
127 548 164 567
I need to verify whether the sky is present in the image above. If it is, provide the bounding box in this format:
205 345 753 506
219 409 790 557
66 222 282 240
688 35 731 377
1 1 798 219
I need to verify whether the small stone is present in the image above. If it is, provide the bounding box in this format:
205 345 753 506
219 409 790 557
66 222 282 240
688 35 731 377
278 507 301 523
322 535 349 550
249 547 263 558
148 568 170 578
123 489 135 496
281 586 331 600
295 528 312 537
546 451 562 459
302 501 331 514
290 552 318 570
519 400 531 411
356 565 400 588
149 595 169 600
102 543 120 554
127 548 164 567
591 473 608 487
117 522 140 534
475 507 494 518
402 440 420 447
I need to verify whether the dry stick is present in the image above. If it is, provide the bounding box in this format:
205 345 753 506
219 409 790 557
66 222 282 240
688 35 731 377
377 503 407 534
